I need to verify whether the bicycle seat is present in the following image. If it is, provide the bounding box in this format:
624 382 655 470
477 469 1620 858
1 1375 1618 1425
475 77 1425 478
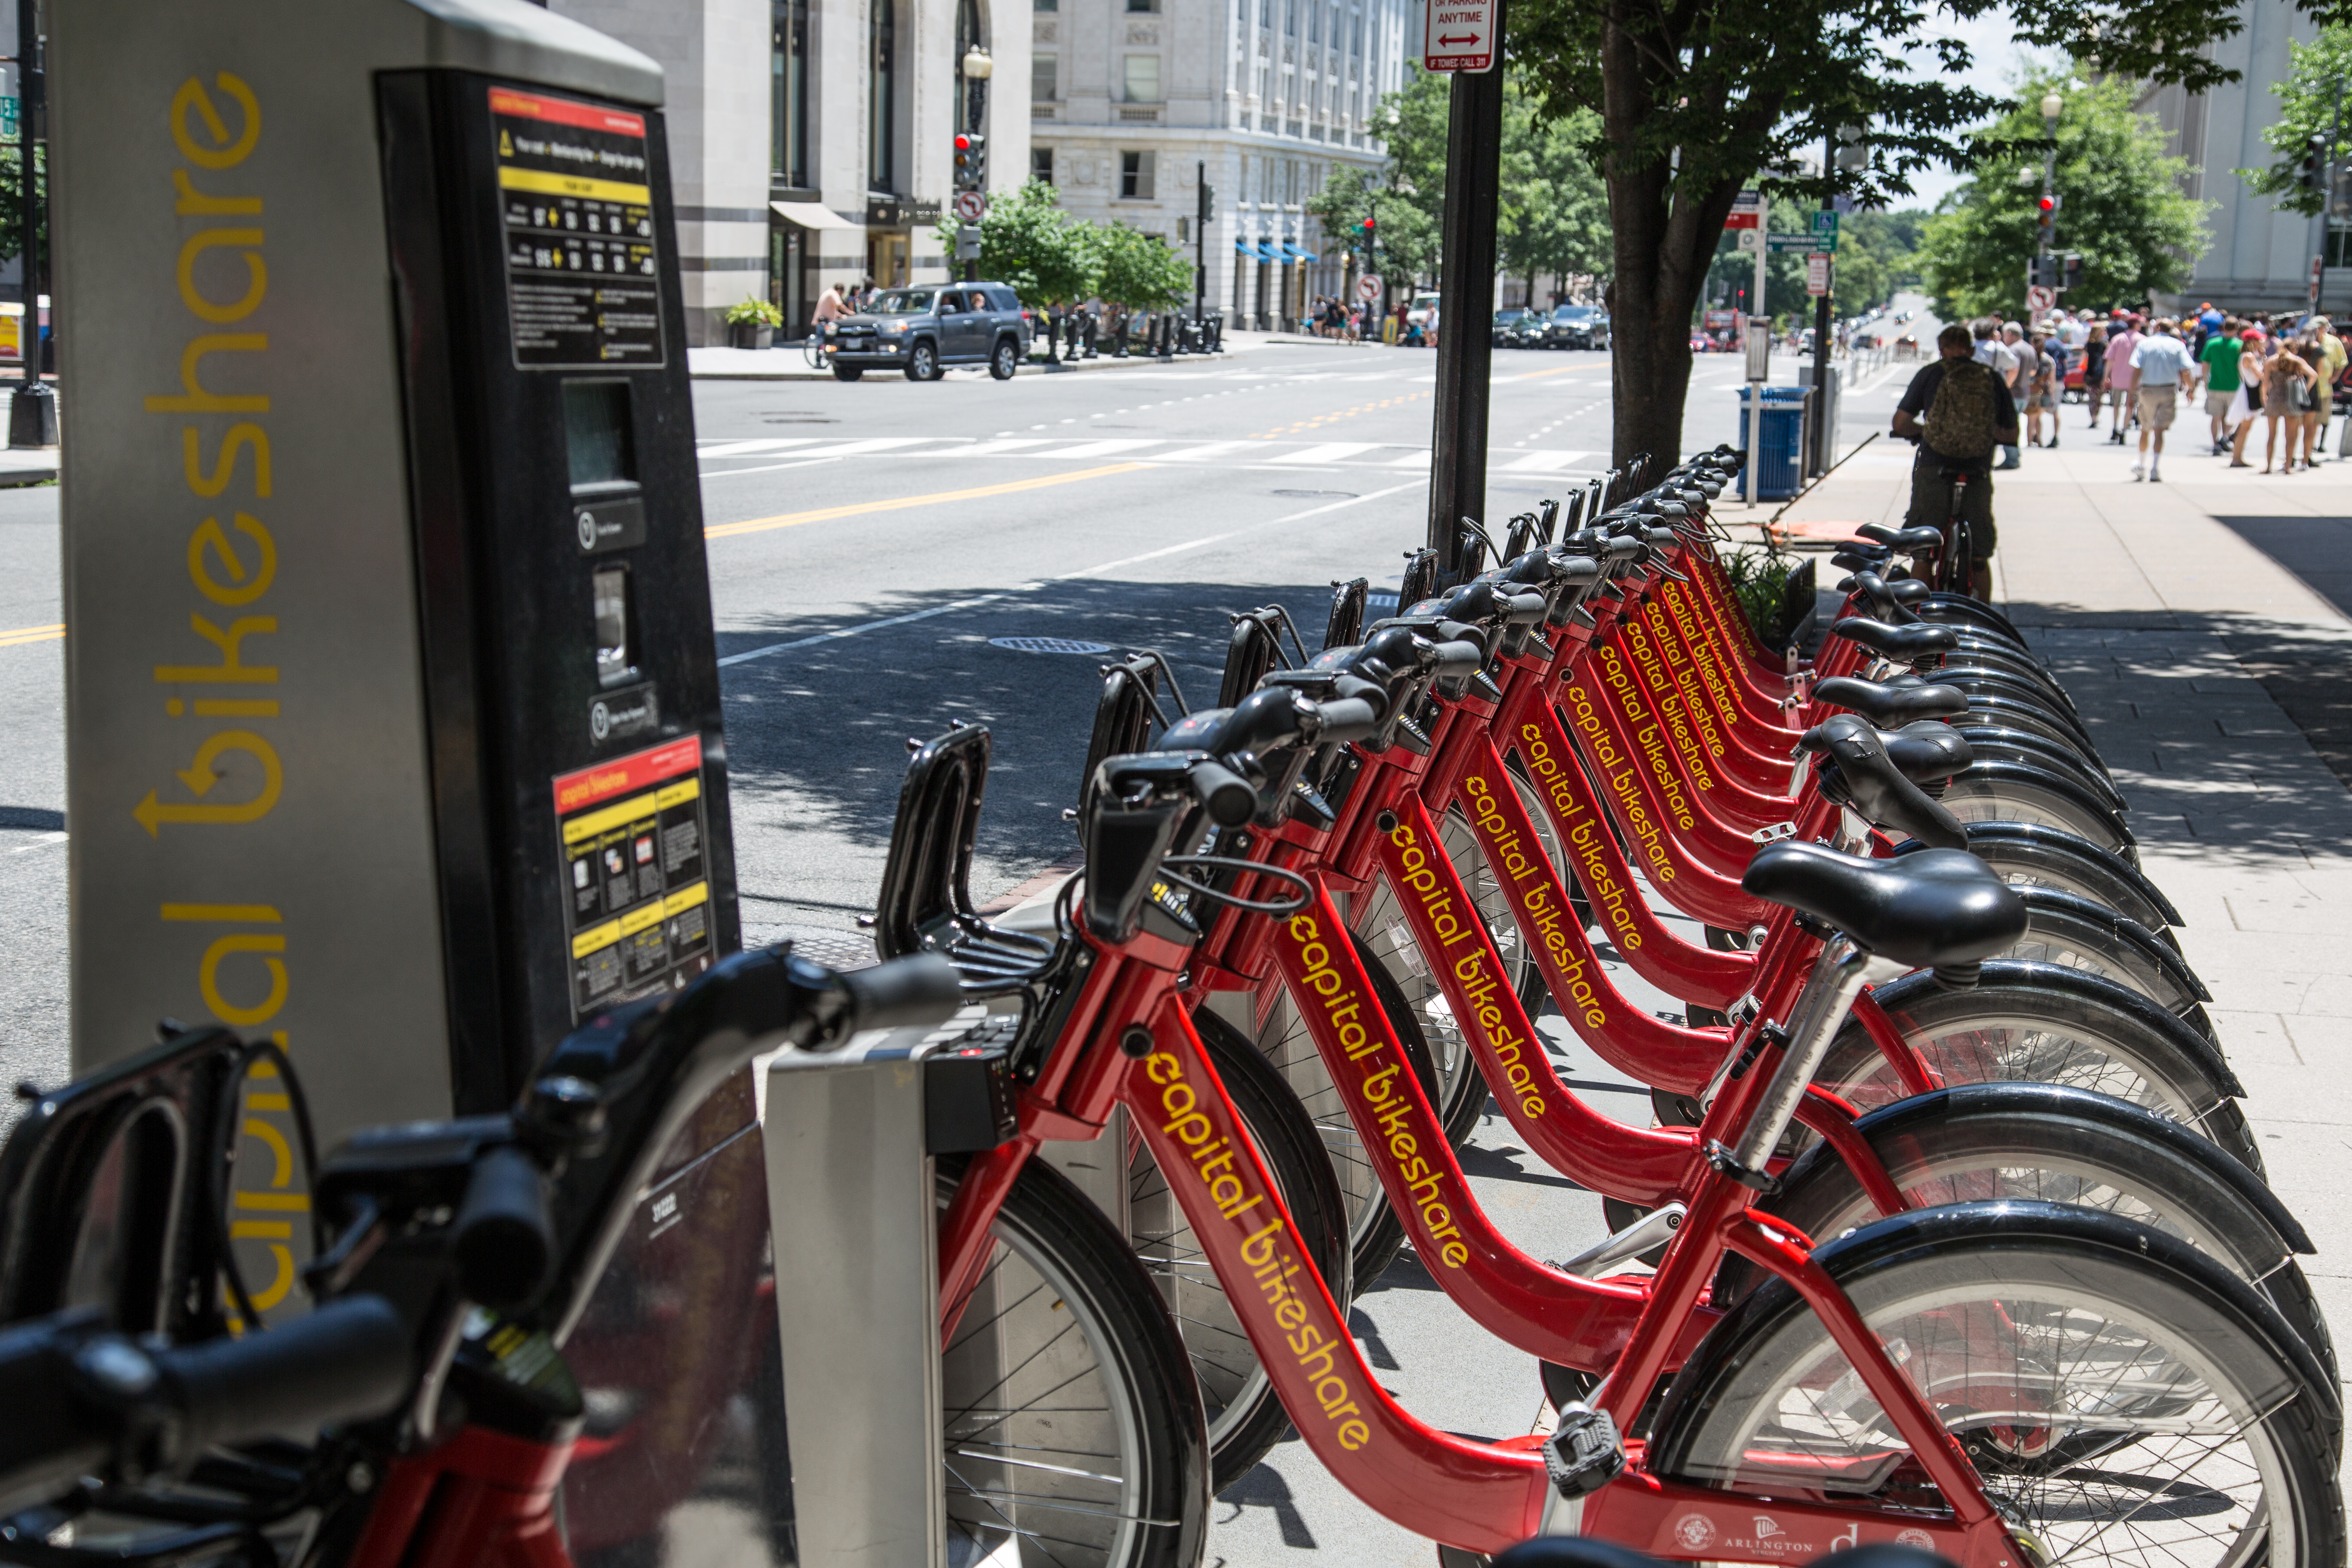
1796 714 1967 849
1811 675 1970 726
1844 571 1920 625
1858 524 1946 553
1742 840 2025 975
1881 719 1974 786
1884 577 1932 605
1829 617 1958 661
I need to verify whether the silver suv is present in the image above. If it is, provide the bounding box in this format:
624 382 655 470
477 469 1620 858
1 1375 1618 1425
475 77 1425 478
825 282 1032 382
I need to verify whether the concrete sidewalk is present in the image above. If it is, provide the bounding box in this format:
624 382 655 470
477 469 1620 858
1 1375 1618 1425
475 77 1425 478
1772 426 2352 1433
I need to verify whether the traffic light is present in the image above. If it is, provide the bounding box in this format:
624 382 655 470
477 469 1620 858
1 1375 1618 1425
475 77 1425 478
2028 255 2059 288
2060 252 2082 292
1198 182 1214 225
953 133 987 190
2300 133 2327 190
1360 214 1376 256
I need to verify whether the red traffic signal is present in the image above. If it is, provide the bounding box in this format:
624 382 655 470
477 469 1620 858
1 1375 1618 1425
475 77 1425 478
955 134 973 151
2037 195 2056 212
1363 217 1375 231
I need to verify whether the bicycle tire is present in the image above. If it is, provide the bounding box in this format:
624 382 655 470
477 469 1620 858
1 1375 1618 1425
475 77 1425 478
1814 962 2262 1177
1127 1017 1352 1492
1217 937 1442 1292
1916 595 2027 643
1953 726 2126 811
1715 1082 2336 1388
1955 824 2181 944
1954 694 2110 770
1651 1203 2345 1568
1941 762 2137 861
939 1156 1210 1568
2004 886 2212 1035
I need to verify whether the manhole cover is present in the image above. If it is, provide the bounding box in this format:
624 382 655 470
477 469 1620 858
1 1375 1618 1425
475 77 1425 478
988 636 1113 655
1272 489 1358 499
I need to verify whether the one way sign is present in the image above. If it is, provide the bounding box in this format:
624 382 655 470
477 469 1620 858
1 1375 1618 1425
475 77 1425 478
1423 0 1496 71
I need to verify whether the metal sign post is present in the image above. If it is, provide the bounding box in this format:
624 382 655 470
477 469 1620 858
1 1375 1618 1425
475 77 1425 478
1423 0 1506 578
1744 320 1770 507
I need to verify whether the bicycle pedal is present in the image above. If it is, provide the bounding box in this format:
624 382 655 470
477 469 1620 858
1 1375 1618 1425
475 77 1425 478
1542 1403 1625 1500
1751 821 1798 845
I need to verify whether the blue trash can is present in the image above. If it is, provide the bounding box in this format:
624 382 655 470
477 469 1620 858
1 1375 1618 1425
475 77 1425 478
1733 387 1813 500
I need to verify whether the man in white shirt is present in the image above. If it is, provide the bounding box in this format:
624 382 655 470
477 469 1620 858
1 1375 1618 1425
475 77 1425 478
2127 317 2195 482
1973 320 2023 469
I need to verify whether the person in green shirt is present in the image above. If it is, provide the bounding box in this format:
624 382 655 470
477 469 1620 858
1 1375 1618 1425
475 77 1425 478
2199 317 2243 455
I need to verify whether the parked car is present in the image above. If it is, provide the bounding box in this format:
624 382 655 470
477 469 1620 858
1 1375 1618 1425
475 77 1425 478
1405 290 1443 332
824 282 1031 381
1493 307 1531 347
1543 303 1610 350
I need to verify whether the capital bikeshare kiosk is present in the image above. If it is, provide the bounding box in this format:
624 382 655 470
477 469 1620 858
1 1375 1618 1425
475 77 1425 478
52 2 795 1561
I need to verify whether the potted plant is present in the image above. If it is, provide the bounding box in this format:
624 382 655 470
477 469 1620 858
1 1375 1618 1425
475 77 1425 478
724 297 783 350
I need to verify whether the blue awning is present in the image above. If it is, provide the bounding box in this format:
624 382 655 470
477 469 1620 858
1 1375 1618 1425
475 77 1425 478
1252 240 1278 262
1233 236 1256 254
1292 246 1320 263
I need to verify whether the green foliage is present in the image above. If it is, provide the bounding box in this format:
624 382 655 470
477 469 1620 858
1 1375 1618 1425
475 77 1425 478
2240 26 2352 217
1836 212 1928 313
1095 220 1192 309
936 182 1099 305
1919 72 2208 318
723 296 783 327
1304 163 1440 283
1717 548 1799 643
0 143 46 266
1500 80 1611 292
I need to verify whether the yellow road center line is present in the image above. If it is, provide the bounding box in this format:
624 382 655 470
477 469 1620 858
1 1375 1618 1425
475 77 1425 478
0 622 63 647
704 463 1150 540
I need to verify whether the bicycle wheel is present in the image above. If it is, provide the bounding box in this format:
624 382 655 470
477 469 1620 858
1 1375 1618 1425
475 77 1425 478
1126 1020 1351 1492
1814 963 2261 1177
1942 765 2136 861
940 1157 1209 1568
1719 1084 2335 1387
1651 1204 2344 1568
2002 888 2213 1040
1355 777 1557 1148
1957 827 2179 945
1222 931 1443 1290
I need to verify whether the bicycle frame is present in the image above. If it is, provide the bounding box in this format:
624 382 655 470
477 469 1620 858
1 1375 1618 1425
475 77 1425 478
938 902 2021 1563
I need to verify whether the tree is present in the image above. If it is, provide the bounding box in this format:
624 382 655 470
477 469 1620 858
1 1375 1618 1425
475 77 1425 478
1511 0 2278 466
936 182 1099 305
1920 73 2208 318
2241 25 2352 217
1305 163 1440 284
1096 221 1192 308
1499 81 1611 303
0 142 45 271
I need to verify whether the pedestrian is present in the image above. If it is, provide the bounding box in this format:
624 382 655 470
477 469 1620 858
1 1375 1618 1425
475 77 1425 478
2103 314 2143 442
2081 321 2108 425
1891 321 2018 598
2308 316 2345 462
2024 329 2059 449
2196 316 2243 456
1972 320 2022 467
2127 316 2192 481
2229 334 2264 467
2258 335 2318 473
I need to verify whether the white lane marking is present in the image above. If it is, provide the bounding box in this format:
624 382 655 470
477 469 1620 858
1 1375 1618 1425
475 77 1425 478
715 479 1427 670
949 438 1062 457
695 438 827 458
1279 442 1383 465
1147 441 1256 463
1500 449 1594 472
1029 438 1165 459
768 436 967 459
9 830 65 854
699 456 848 479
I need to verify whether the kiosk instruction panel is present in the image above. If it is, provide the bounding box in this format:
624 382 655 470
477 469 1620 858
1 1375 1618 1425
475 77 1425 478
493 86 666 368
555 735 715 1015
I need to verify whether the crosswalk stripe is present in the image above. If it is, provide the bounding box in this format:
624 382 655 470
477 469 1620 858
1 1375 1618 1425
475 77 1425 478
1382 449 1436 467
1029 438 1164 459
949 438 1062 456
1145 441 1255 463
1278 442 1383 465
749 436 963 460
1500 449 1594 472
696 438 825 459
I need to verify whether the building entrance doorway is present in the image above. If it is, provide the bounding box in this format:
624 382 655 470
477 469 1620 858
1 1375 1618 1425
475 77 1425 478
868 231 909 288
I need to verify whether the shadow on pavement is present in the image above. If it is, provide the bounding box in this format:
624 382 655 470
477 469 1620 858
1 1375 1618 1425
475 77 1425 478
716 576 1344 929
2206 513 2352 621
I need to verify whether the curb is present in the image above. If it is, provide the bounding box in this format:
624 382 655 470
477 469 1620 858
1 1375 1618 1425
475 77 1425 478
690 349 1246 382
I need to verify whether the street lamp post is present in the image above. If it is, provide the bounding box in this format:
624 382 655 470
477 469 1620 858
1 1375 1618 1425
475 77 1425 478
2037 90 2062 311
958 45 990 283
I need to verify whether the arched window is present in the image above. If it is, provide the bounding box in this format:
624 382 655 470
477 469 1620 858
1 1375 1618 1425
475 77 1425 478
870 0 897 192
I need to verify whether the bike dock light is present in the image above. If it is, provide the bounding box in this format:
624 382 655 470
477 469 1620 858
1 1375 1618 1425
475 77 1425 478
57 0 760 1554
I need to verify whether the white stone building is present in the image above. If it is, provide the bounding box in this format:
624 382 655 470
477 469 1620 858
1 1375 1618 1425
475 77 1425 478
2141 0 2348 314
552 0 1035 342
1027 0 1415 327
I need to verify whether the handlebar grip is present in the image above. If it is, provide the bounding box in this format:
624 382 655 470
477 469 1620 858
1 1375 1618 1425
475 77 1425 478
452 1145 556 1312
161 1295 411 1454
1314 697 1381 745
1427 639 1484 678
1498 591 1549 626
839 953 967 1033
1187 758 1259 827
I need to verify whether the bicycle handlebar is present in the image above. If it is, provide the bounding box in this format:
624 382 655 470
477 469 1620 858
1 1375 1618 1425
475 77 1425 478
0 1296 410 1518
453 1145 557 1311
839 952 967 1031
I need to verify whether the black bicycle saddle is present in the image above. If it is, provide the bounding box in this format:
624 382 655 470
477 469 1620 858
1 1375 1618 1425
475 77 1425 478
1829 618 1960 661
1858 524 1946 554
1883 577 1932 605
1796 714 1967 849
1880 720 1973 787
1811 675 1970 726
1742 840 2025 976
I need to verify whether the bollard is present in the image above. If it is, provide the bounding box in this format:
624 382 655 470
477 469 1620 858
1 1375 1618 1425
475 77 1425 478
1082 312 1099 358
1158 314 1174 360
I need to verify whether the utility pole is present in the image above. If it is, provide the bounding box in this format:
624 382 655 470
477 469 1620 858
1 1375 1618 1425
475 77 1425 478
2318 80 2344 320
1195 162 1209 335
1426 0 1506 580
8 0 51 448
1810 132 1835 477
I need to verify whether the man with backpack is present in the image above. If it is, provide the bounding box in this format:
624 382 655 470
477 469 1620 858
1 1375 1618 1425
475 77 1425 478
1892 321 2019 597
